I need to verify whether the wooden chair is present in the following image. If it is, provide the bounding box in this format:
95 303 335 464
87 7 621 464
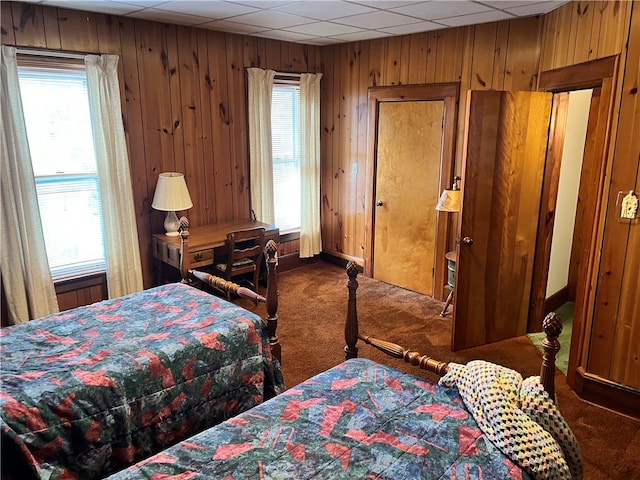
212 227 266 300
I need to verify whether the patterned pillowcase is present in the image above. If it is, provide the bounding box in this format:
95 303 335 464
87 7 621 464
440 361 577 480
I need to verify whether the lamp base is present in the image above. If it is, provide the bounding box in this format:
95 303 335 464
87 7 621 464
164 211 180 236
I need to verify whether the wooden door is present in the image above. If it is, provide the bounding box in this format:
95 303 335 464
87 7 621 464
373 100 444 295
452 91 552 350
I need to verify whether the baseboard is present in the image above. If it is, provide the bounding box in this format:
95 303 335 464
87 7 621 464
544 286 570 314
319 252 364 272
278 253 319 272
574 367 640 419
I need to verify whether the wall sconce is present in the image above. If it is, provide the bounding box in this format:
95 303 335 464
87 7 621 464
151 172 193 236
435 176 461 212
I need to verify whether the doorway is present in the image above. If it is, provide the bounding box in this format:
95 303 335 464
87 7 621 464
364 83 459 301
373 100 443 295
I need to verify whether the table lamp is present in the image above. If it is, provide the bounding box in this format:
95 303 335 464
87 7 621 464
151 172 193 236
435 176 461 212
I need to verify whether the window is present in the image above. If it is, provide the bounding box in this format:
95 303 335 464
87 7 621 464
271 83 301 232
18 62 106 280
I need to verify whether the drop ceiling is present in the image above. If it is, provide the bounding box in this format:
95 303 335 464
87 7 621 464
15 0 568 45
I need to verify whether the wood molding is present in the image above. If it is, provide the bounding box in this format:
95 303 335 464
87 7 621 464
574 368 640 420
538 56 617 92
363 82 459 303
544 286 569 315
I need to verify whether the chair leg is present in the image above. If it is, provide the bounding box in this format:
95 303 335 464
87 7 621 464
440 290 454 317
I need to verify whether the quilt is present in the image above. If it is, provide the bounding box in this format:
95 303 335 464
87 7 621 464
108 358 533 480
0 282 285 480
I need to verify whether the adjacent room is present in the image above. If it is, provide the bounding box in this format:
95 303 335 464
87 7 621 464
1 1 638 479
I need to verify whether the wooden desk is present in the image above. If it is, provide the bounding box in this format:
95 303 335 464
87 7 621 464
152 220 279 282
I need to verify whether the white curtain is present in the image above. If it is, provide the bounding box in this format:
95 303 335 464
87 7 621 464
0 46 59 323
85 54 143 298
299 73 323 258
247 67 276 224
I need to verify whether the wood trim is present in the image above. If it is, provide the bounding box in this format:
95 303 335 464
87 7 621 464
54 272 107 294
532 57 618 389
544 285 570 315
528 92 569 333
363 82 459 303
538 55 617 91
574 367 640 420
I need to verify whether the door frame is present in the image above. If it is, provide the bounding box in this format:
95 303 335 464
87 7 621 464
530 56 618 388
364 83 459 301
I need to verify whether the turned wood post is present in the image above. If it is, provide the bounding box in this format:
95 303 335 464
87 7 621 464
540 311 562 400
179 217 190 283
265 240 280 363
344 261 359 360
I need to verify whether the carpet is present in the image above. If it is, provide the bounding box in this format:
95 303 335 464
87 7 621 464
235 261 640 480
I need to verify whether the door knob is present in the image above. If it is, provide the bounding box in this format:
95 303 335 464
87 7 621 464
375 200 384 207
462 236 474 245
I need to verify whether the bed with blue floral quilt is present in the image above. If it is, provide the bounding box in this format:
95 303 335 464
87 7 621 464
106 261 582 480
0 281 285 480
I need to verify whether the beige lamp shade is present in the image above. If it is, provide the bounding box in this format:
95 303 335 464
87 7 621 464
435 176 461 212
152 172 193 236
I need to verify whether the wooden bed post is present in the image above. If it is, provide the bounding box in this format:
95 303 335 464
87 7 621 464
540 312 562 399
178 220 282 364
343 263 560 398
179 217 191 283
265 240 280 363
344 261 359 360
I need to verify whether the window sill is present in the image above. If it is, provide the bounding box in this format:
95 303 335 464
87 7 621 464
54 271 107 294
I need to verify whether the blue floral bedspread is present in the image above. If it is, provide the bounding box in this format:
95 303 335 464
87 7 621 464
0 283 284 480
108 358 531 480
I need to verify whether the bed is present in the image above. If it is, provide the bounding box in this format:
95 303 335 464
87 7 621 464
106 261 583 480
0 222 285 480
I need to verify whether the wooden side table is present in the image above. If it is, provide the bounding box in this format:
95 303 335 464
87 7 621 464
152 219 279 284
439 250 456 317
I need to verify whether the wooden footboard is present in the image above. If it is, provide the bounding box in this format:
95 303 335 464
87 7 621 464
177 218 281 363
343 261 561 398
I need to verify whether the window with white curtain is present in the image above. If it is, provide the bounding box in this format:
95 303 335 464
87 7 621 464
17 62 106 280
271 83 301 232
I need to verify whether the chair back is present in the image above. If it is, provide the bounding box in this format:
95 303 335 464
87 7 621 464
223 227 266 278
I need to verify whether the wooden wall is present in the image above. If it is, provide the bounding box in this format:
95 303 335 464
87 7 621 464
319 16 543 263
538 0 639 392
1 1 321 289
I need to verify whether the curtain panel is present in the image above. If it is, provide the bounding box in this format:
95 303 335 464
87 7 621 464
85 54 143 298
0 46 59 324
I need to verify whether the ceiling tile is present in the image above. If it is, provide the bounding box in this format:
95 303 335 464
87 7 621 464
253 29 318 43
330 30 390 42
285 21 364 37
224 10 315 29
42 0 143 15
274 1 375 21
199 19 269 34
153 0 258 18
409 0 493 20
379 20 443 35
334 10 422 29
504 1 568 16
438 9 515 27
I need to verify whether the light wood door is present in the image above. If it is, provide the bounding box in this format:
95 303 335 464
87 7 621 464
373 100 444 295
452 91 552 350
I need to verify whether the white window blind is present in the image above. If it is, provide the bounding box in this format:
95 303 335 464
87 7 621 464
271 84 301 232
18 65 106 280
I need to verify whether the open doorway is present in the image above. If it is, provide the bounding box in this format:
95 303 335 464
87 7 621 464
529 89 593 373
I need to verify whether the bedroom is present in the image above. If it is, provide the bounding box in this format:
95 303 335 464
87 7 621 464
1 0 638 477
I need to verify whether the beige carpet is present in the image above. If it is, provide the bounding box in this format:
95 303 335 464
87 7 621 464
236 260 640 480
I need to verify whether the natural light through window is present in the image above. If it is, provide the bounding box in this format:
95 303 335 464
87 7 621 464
18 65 106 280
271 84 301 232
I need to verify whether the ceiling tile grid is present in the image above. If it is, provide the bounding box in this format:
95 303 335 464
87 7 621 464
16 0 568 45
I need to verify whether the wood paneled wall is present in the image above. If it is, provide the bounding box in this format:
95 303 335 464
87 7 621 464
539 0 639 391
1 1 321 288
319 16 543 262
